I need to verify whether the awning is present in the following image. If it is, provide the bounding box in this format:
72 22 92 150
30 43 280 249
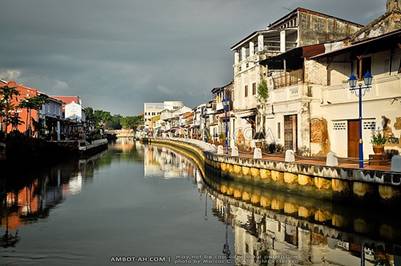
236 108 257 119
261 44 325 70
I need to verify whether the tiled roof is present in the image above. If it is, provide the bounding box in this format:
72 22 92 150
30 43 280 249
52 96 81 105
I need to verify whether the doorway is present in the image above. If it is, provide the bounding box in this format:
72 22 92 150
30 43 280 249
347 120 359 158
284 114 297 151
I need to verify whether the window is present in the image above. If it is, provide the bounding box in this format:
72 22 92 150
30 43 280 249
277 122 281 139
252 83 256 95
357 57 371 80
245 85 248 97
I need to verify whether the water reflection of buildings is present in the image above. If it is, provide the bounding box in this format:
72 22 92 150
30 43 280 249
144 145 200 180
207 180 401 266
0 152 106 248
143 144 401 265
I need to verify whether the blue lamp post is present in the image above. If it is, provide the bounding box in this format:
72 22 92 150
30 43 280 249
223 97 230 155
348 71 373 168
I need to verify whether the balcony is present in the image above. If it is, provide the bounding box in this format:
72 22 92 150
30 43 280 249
271 69 304 89
215 102 223 111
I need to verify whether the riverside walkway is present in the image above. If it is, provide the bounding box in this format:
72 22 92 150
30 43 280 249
148 137 401 202
154 137 391 171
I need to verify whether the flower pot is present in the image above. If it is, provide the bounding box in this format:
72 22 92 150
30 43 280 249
373 145 385 155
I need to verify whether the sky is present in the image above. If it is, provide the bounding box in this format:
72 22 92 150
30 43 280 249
0 0 385 115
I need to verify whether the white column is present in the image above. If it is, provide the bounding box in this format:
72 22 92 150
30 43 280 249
258 35 264 52
280 30 286 53
57 121 61 141
234 51 240 65
249 41 255 56
241 47 246 61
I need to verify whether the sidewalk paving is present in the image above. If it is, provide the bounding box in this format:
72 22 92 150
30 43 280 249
238 151 391 171
157 138 392 172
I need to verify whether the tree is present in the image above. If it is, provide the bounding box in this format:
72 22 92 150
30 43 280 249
256 79 269 137
83 107 95 123
94 110 112 128
9 112 24 131
18 94 48 136
0 85 20 134
121 115 143 130
105 115 122 130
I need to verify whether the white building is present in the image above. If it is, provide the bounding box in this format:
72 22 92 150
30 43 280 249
254 0 401 159
230 8 362 149
65 101 83 121
144 101 184 130
144 103 164 128
307 2 401 158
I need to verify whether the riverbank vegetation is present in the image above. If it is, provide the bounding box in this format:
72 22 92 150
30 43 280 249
83 107 143 131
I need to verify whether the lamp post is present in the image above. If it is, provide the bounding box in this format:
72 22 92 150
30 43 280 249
223 97 230 155
348 71 373 168
222 201 231 260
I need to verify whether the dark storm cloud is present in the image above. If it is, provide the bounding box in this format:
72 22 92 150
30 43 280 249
0 0 384 115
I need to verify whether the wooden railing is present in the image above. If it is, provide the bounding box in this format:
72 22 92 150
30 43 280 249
272 69 304 89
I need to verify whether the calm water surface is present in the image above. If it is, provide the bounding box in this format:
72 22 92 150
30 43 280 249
1 139 401 265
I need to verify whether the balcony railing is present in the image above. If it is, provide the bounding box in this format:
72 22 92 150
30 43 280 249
272 69 304 89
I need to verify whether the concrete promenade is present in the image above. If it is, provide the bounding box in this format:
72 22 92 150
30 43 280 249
148 137 401 202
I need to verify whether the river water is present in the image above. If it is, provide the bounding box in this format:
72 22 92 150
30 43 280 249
0 139 400 265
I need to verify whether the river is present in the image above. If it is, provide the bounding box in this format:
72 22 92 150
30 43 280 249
0 139 400 265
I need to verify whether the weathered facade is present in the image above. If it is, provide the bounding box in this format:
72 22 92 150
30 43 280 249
303 0 401 159
349 0 401 42
230 8 362 150
310 29 401 159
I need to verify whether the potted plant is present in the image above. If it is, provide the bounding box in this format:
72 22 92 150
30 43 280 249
371 130 387 154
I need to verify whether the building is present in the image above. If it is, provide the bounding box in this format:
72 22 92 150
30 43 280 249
230 7 363 149
252 0 401 158
0 80 40 134
39 95 63 141
144 103 164 129
191 103 207 140
209 82 234 145
144 101 184 132
51 96 85 140
306 1 401 158
52 96 83 121
259 44 327 152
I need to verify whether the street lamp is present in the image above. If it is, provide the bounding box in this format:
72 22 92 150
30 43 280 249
222 201 231 260
222 97 230 155
348 71 373 168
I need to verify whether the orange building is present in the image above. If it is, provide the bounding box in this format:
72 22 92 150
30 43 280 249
2 181 39 230
0 80 39 134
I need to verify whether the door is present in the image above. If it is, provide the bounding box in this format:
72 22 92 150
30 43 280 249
284 115 297 151
347 120 359 158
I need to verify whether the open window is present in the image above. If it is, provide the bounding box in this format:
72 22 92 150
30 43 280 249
357 56 371 80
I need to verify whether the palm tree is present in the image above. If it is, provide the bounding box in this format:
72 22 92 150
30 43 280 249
9 112 24 131
0 85 20 134
18 94 48 137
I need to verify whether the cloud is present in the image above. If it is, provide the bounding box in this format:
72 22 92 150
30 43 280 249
0 69 22 81
53 80 70 91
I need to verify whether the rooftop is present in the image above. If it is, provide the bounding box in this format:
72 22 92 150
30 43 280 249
230 7 363 50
